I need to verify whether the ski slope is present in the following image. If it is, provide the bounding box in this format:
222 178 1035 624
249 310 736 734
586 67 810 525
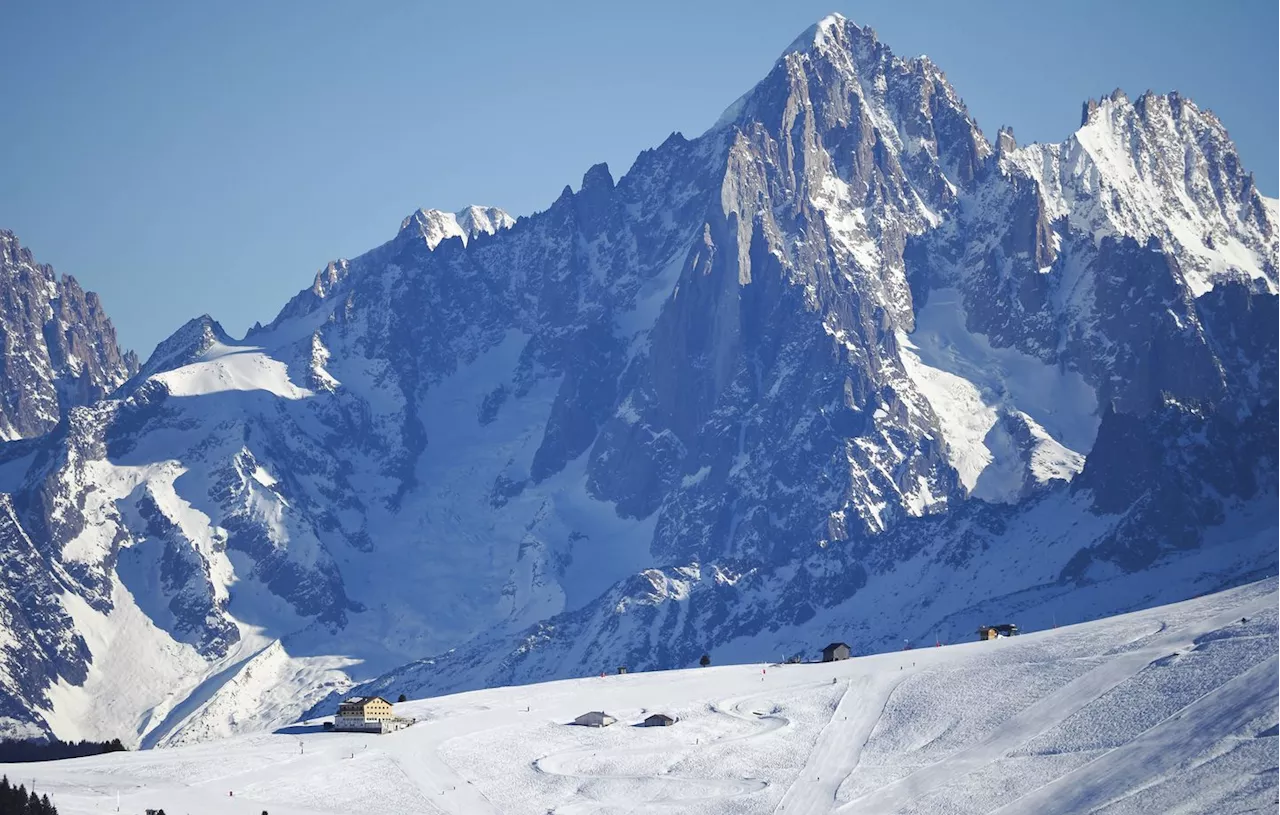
7 578 1276 815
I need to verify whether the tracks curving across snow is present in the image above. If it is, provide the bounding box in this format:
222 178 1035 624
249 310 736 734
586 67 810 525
533 684 798 813
5 581 1274 815
773 673 907 814
988 656 1280 815
835 593 1278 814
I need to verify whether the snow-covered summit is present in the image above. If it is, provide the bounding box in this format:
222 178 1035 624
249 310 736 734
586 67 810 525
781 11 860 56
398 205 514 248
1002 90 1277 297
127 314 234 386
454 204 516 239
259 204 516 332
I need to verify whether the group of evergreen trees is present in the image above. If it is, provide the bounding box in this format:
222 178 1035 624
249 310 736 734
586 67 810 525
0 738 125 764
0 776 57 814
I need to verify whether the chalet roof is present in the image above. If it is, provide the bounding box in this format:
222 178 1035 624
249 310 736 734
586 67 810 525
823 642 851 650
340 695 391 707
645 713 675 721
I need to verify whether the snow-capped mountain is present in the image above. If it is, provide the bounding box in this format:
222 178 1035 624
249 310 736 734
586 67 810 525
0 231 137 441
398 205 516 249
0 14 1274 747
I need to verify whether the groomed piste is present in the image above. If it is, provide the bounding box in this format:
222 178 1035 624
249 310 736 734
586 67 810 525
7 578 1276 814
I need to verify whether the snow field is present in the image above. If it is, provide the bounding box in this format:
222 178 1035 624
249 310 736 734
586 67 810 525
6 578 1275 814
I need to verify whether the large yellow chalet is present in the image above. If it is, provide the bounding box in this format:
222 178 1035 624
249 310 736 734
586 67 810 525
333 696 407 733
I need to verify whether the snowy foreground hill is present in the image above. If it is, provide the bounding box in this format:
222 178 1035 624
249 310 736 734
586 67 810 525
7 580 1277 814
0 12 1276 745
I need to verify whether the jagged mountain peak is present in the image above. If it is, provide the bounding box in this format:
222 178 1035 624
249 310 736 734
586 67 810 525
0 15 1274 750
774 14 893 89
454 204 516 238
127 314 233 386
309 258 351 301
995 125 1018 156
779 13 956 95
579 162 615 193
785 12 852 49
1079 88 1223 135
398 204 514 249
1077 87 1202 126
263 203 517 333
714 11 989 201
0 229 36 267
0 230 137 439
0 229 55 286
999 87 1277 298
159 313 231 353
781 12 885 60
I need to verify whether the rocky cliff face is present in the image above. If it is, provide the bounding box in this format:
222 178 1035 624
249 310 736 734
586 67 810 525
0 15 1275 746
915 89 1276 415
0 231 138 440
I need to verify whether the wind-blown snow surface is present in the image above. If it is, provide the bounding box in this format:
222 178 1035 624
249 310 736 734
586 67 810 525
7 580 1276 815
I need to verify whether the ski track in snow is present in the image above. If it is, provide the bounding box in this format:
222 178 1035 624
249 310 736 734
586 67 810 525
835 591 1277 814
989 658 1279 815
533 684 799 812
773 673 907 814
4 581 1275 815
383 732 503 815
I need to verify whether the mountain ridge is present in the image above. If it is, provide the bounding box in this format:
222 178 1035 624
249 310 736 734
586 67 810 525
0 15 1273 748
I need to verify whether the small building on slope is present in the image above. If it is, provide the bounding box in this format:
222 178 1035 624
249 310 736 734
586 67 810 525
643 713 676 727
573 711 617 728
822 642 852 662
334 696 412 733
977 624 1019 641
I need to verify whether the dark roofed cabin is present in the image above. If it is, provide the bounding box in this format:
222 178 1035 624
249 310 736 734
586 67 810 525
643 713 676 727
822 642 851 662
573 711 616 728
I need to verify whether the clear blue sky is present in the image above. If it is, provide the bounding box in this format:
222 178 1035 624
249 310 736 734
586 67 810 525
2 1 1275 357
